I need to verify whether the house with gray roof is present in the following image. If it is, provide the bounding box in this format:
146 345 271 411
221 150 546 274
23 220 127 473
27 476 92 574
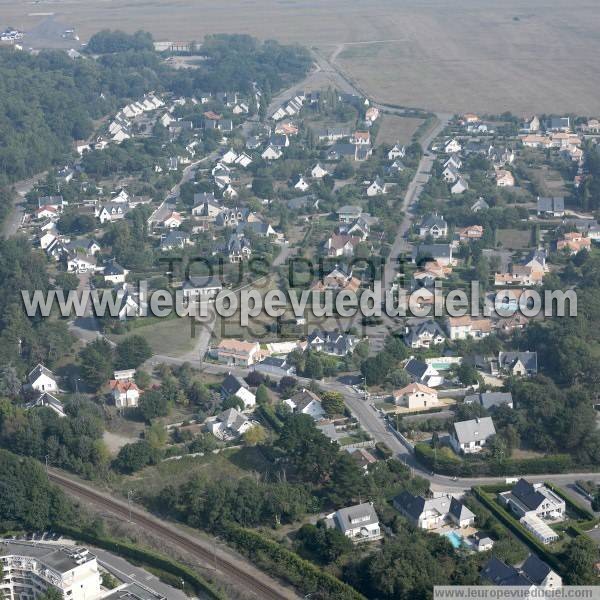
393 492 474 530
181 275 223 301
498 479 565 521
306 330 358 356
464 391 513 410
325 502 381 543
481 555 561 589
450 416 496 454
404 319 446 349
537 196 565 217
404 358 444 387
412 243 454 266
419 214 448 238
498 351 538 377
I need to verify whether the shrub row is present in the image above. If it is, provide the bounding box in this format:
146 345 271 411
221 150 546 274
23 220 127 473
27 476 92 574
415 443 574 477
57 525 226 600
256 404 284 432
220 521 366 600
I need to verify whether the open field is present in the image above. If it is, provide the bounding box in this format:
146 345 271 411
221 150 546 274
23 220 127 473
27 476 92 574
4 1 600 114
376 113 424 146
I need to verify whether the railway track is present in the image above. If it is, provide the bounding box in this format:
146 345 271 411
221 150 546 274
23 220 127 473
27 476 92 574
49 471 297 600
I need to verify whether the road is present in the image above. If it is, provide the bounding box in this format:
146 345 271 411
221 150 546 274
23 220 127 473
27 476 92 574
49 469 300 600
2 172 47 239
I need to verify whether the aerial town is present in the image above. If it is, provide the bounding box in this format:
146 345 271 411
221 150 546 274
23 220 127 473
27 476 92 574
1 18 600 600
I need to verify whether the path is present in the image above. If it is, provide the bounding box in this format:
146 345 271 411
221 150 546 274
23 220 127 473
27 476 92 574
2 172 47 239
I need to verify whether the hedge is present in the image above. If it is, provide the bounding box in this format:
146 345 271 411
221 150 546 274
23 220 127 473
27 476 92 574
415 443 574 477
256 404 284 432
472 487 564 574
220 522 366 600
57 525 226 600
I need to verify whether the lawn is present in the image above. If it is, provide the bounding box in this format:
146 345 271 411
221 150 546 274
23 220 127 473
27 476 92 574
109 315 197 357
376 113 425 146
496 229 532 251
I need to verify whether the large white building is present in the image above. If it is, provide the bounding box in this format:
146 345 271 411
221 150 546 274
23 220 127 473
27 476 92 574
0 543 101 600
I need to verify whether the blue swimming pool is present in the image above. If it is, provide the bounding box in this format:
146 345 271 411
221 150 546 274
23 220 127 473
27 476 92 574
444 531 463 549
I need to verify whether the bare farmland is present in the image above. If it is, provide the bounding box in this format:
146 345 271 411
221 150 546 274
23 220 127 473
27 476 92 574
3 0 600 114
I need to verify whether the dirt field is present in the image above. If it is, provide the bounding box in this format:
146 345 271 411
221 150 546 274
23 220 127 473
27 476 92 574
4 0 600 114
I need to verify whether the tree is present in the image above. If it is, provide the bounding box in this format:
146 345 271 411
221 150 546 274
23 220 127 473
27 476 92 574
456 363 480 386
303 352 324 379
79 338 114 390
243 424 267 446
564 536 598 584
54 272 80 292
327 453 366 504
115 335 152 369
113 440 158 473
134 369 151 389
222 395 244 411
276 414 338 483
255 383 269 405
321 391 345 416
296 521 352 564
138 389 169 421
146 422 167 448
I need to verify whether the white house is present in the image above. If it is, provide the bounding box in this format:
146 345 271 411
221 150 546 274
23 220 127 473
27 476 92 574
27 364 58 393
109 380 141 408
103 260 129 285
213 339 262 366
222 373 256 410
67 253 97 274
208 408 253 440
444 138 462 154
311 163 329 179
181 275 223 301
419 214 448 238
221 148 238 164
162 211 183 229
367 177 386 197
262 145 282 160
25 392 66 418
284 388 325 420
451 177 469 194
450 417 496 454
388 144 405 160
393 383 439 409
393 492 475 530
325 502 382 543
294 175 310 192
498 479 565 522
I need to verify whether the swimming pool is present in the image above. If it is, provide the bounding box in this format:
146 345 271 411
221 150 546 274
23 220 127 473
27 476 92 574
444 531 463 549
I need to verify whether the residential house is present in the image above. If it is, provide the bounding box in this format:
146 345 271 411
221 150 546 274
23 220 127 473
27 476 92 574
306 330 358 356
393 492 475 530
114 284 145 321
444 154 462 171
284 388 325 420
498 479 565 522
464 391 514 410
347 447 378 471
365 107 379 123
254 356 296 377
351 130 370 145
388 144 406 160
208 408 253 440
546 116 570 132
442 164 461 183
214 339 261 366
312 266 361 293
160 230 192 251
109 380 140 408
404 358 443 387
326 234 361 257
67 252 97 274
311 163 329 179
419 214 448 239
556 231 591 254
521 115 540 133
412 244 454 267
221 373 256 410
495 169 515 187
36 205 59 220
27 364 58 393
25 392 66 418
337 205 363 223
482 555 562 589
325 502 382 543
498 351 538 376
457 225 484 242
451 177 469 194
103 259 129 285
404 319 446 349
471 198 490 212
96 202 128 224
261 145 283 160
181 275 223 301
537 196 565 217
446 315 492 340
161 211 183 229
228 233 252 262
393 383 439 409
444 138 462 154
450 416 496 454
366 177 386 196
294 175 310 192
